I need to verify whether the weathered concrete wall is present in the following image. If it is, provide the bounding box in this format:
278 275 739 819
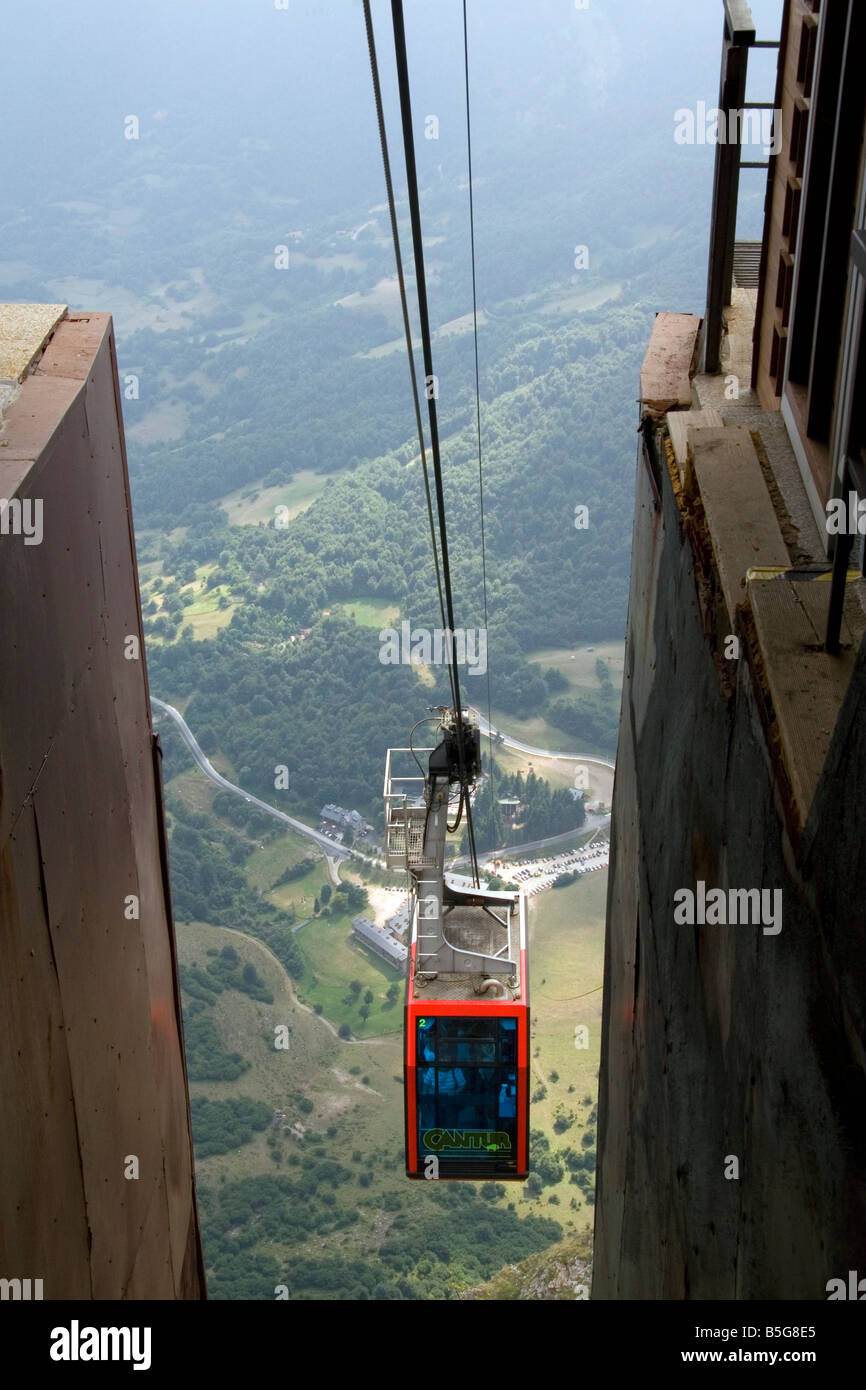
0 312 204 1298
593 425 866 1299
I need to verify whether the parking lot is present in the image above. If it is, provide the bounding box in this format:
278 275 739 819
495 842 610 896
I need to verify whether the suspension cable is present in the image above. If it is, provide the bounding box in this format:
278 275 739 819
462 0 495 801
361 0 449 647
388 0 480 885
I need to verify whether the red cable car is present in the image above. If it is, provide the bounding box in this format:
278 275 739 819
385 709 529 1180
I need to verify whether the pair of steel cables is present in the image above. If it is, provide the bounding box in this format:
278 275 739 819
362 0 494 886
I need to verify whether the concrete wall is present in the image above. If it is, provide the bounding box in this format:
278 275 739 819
0 312 204 1298
593 425 866 1299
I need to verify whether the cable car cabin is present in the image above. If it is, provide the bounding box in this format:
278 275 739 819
404 883 529 1180
385 714 529 1180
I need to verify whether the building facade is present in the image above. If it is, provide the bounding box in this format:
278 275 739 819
594 0 866 1299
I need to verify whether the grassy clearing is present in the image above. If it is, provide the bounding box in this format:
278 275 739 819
269 862 327 915
359 308 489 360
334 275 404 332
331 598 401 628
529 641 625 695
487 708 584 756
181 592 237 639
141 561 238 644
528 870 607 1098
474 653 620 793
165 768 217 818
245 835 328 913
292 914 403 1038
538 281 622 316
489 741 612 802
218 468 335 526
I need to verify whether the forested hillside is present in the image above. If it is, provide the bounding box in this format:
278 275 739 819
144 301 650 815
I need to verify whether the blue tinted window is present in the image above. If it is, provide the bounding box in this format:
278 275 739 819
416 1017 519 1167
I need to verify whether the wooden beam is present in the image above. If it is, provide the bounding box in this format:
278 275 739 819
725 0 756 46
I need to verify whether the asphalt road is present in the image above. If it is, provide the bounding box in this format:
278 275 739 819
152 696 613 866
472 709 615 773
451 811 611 868
151 696 351 861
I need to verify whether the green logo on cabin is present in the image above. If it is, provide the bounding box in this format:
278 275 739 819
422 1128 511 1154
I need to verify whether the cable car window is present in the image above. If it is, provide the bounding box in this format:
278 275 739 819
416 1017 519 1167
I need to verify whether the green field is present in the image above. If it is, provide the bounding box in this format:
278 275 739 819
165 767 218 818
178 590 237 640
487 708 583 756
466 645 622 800
528 641 624 694
218 468 335 526
528 871 606 1113
489 741 612 801
245 835 328 910
292 915 403 1039
330 598 401 628
141 562 237 645
244 839 404 1038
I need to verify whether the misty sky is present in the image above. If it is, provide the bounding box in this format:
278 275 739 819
2 0 783 299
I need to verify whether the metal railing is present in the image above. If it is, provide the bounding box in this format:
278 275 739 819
704 1 780 372
383 745 434 870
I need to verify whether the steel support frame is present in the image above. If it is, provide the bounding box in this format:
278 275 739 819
704 4 757 373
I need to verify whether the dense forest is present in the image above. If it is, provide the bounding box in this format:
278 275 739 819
143 306 637 822
141 306 643 649
465 764 587 855
198 1165 564 1300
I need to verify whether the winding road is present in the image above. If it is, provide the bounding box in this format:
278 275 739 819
151 696 613 865
151 696 352 863
471 709 615 774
